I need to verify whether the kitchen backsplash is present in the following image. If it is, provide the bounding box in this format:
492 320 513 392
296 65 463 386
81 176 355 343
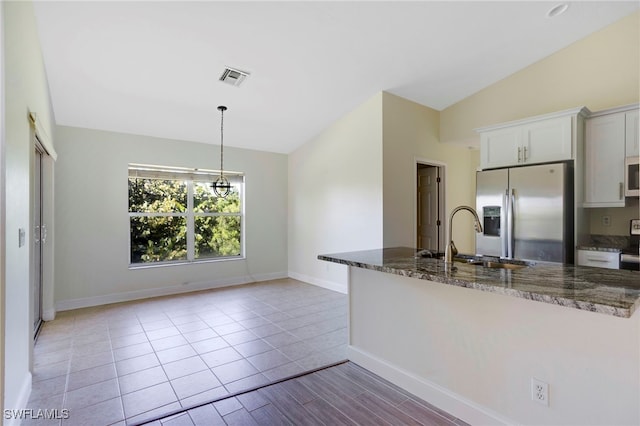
589 198 639 236
587 234 630 249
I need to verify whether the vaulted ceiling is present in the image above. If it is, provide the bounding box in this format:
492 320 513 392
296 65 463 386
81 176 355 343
33 1 639 153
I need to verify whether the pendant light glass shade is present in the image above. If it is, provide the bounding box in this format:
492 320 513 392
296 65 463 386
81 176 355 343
212 105 231 197
213 175 231 197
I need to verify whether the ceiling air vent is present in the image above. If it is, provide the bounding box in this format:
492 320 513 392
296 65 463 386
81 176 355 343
219 67 250 87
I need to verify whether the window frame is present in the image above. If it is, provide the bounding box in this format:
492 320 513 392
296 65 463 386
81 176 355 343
128 164 245 268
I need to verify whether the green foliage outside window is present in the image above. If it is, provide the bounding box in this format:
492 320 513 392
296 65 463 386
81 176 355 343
129 177 242 264
193 182 241 258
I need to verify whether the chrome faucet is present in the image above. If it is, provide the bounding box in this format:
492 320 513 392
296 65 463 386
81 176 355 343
445 205 483 264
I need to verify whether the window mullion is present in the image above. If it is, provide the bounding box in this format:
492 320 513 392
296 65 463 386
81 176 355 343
187 180 195 261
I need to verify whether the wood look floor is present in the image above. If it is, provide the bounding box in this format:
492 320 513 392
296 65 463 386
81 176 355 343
147 361 468 426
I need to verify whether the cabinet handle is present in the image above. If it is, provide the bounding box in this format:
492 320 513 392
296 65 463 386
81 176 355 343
523 146 528 161
620 182 624 200
517 147 522 163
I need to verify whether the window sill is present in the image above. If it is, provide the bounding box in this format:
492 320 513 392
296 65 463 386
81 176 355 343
128 255 245 270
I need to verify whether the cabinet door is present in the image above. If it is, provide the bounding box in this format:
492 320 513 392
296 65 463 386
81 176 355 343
626 109 639 158
480 127 520 169
522 116 573 164
584 113 626 207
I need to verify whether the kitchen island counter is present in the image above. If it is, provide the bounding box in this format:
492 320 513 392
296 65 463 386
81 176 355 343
319 247 640 318
319 247 640 425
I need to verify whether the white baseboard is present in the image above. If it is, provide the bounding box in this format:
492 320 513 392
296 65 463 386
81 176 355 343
42 309 56 321
4 372 32 426
347 346 516 426
56 271 287 312
288 271 347 294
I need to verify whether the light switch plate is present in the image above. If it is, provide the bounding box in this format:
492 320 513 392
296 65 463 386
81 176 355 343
18 228 25 247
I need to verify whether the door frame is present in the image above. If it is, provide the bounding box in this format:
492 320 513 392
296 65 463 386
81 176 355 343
29 115 56 327
414 158 447 253
33 141 44 338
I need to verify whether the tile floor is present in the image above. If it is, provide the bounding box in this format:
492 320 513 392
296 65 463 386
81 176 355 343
24 279 347 426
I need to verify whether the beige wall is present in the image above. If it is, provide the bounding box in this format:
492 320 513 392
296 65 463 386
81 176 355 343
440 11 640 145
440 12 640 238
289 92 480 292
288 93 384 293
382 92 478 253
4 0 57 415
589 199 639 236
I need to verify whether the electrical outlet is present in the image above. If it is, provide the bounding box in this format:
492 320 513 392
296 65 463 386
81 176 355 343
602 215 611 227
531 378 549 406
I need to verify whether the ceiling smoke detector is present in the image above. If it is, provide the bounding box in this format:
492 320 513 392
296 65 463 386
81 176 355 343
219 67 250 87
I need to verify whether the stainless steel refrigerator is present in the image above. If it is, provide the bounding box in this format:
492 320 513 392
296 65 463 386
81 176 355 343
476 162 574 263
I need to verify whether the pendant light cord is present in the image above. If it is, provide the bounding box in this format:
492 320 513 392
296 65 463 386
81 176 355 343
213 105 230 197
218 105 225 178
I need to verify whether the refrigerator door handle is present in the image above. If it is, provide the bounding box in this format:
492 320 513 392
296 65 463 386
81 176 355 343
501 190 508 258
507 189 516 258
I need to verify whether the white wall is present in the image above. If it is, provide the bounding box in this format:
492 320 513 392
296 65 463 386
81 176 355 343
288 94 384 293
4 0 56 414
54 126 288 310
0 1 5 417
349 267 640 425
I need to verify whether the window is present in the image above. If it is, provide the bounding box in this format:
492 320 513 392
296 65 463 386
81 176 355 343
128 164 244 266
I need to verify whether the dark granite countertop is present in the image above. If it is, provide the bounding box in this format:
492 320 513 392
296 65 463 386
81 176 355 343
577 246 622 253
318 247 640 318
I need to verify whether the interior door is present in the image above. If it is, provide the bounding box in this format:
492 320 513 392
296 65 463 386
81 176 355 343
417 165 441 251
33 144 44 338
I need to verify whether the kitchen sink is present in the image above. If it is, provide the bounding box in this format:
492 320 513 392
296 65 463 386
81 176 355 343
477 261 526 270
438 253 531 270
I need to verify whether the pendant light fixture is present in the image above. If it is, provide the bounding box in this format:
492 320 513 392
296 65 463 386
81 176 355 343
212 105 232 197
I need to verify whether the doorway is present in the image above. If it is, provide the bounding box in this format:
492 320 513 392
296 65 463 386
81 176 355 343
416 162 445 253
33 141 44 339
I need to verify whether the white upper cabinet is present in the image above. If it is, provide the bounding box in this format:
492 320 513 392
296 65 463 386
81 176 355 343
477 108 584 170
584 112 626 207
626 109 639 158
521 116 573 165
583 105 639 208
479 127 521 169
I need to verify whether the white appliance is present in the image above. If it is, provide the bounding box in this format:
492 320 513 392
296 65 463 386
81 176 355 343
476 162 574 263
